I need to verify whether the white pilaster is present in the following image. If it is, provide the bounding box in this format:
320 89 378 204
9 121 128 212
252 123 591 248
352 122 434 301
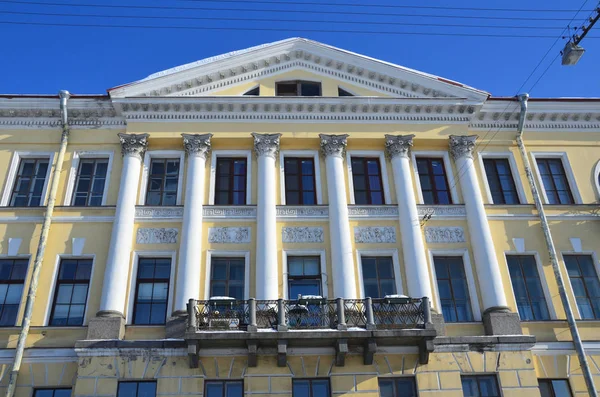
449 135 508 311
174 133 212 313
253 133 281 300
99 133 148 316
320 134 357 299
385 135 432 300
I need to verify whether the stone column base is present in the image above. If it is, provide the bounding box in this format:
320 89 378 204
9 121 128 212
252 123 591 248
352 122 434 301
483 307 522 335
430 312 446 336
166 313 188 339
87 311 125 340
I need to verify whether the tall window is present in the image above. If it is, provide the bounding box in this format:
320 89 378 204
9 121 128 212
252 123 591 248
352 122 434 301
0 259 27 327
133 258 171 325
378 378 417 397
210 258 245 299
276 81 322 96
416 158 452 204
284 157 317 205
483 158 520 204
50 258 92 326
9 158 49 207
539 380 573 397
351 157 384 205
205 381 243 397
288 256 322 298
461 376 500 397
215 158 247 205
434 256 473 322
33 389 72 397
361 256 396 299
145 158 180 206
117 381 156 397
72 158 108 206
293 379 330 397
536 158 574 204
507 255 550 320
564 255 600 319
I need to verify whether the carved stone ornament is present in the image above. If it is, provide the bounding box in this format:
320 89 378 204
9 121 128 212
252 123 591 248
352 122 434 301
118 133 149 160
424 227 465 243
319 134 349 158
252 133 281 159
182 133 212 159
276 206 329 218
203 207 257 218
348 206 398 218
417 205 466 217
208 227 251 244
282 227 324 243
385 134 415 159
449 135 477 160
354 227 397 244
136 228 178 244
135 206 184 219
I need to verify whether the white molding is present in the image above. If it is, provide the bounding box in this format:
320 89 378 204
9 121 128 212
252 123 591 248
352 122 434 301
503 251 557 320
532 341 600 355
278 150 322 205
126 251 177 325
411 151 459 204
346 151 391 205
594 160 600 200
282 249 328 299
209 150 252 205
64 150 114 206
204 250 251 300
476 151 526 204
559 250 600 320
139 150 185 206
0 348 78 364
427 249 481 321
1 151 55 207
530 152 582 204
355 249 403 299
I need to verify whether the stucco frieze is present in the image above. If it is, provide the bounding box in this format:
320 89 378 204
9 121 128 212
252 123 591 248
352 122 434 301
282 227 324 243
424 226 466 243
354 226 397 244
136 228 179 244
348 206 399 218
135 206 183 219
417 205 466 217
276 206 329 218
204 206 257 218
208 227 251 244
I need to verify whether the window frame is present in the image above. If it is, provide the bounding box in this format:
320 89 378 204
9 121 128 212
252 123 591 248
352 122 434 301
477 151 526 205
377 377 417 397
1 151 55 207
204 380 244 397
33 388 73 397
209 150 252 206
116 381 157 397
530 152 582 205
64 151 114 206
139 150 185 206
460 375 501 397
292 378 331 397
204 251 250 300
356 249 403 299
411 151 459 205
279 150 322 205
346 151 391 205
0 256 30 327
131 257 173 325
283 250 328 299
560 251 600 320
538 379 574 397
275 80 323 97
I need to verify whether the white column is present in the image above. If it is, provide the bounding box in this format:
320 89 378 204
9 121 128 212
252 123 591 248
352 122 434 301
253 133 281 301
449 135 508 311
174 133 212 313
385 135 433 300
99 133 148 316
320 134 357 299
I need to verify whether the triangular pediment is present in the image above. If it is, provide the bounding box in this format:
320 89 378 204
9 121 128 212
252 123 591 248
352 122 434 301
109 38 488 102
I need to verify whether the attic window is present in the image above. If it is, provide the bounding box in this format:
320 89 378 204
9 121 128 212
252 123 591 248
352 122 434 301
243 87 260 96
338 87 354 96
276 81 321 97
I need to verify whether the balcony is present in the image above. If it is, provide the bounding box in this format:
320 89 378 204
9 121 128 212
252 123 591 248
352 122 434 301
184 296 436 368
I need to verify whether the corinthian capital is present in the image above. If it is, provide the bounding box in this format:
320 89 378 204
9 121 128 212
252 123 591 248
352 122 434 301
449 135 477 160
182 133 212 159
319 134 348 158
385 134 415 159
118 133 149 160
252 133 281 159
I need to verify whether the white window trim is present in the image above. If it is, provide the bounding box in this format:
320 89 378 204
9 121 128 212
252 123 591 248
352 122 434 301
560 250 600 320
209 150 253 205
0 253 30 327
282 249 328 299
44 254 96 326
204 250 251 300
139 150 185 206
355 249 403 299
279 150 322 205
530 152 582 204
427 249 482 321
504 251 557 320
411 151 459 205
346 151 391 205
593 160 600 200
477 151 526 205
126 251 177 325
63 151 114 206
1 151 56 207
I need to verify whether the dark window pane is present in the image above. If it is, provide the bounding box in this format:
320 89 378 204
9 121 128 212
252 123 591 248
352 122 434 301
145 159 180 206
417 157 452 205
564 255 600 319
288 257 322 298
215 158 247 205
483 158 520 204
0 259 27 326
351 157 384 205
10 158 50 207
461 376 500 397
210 258 246 299
434 257 473 322
507 255 550 321
117 382 156 397
284 158 316 205
50 259 91 326
133 258 171 325
72 159 108 206
361 257 396 299
293 379 329 397
276 81 322 97
536 158 574 204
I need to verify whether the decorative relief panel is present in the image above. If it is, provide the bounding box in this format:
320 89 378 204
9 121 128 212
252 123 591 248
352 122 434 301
204 206 257 218
354 227 396 244
135 206 184 219
424 227 465 243
276 206 329 218
417 206 466 217
282 227 324 243
348 206 398 218
137 228 178 244
208 227 251 244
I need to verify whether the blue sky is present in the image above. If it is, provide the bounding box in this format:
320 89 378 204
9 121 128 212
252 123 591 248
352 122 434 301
1 0 599 97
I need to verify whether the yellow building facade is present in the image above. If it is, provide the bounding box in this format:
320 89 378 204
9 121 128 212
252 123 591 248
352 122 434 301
0 38 599 397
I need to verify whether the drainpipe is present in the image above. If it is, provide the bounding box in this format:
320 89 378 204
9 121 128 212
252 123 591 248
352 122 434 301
5 90 71 397
515 93 597 397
